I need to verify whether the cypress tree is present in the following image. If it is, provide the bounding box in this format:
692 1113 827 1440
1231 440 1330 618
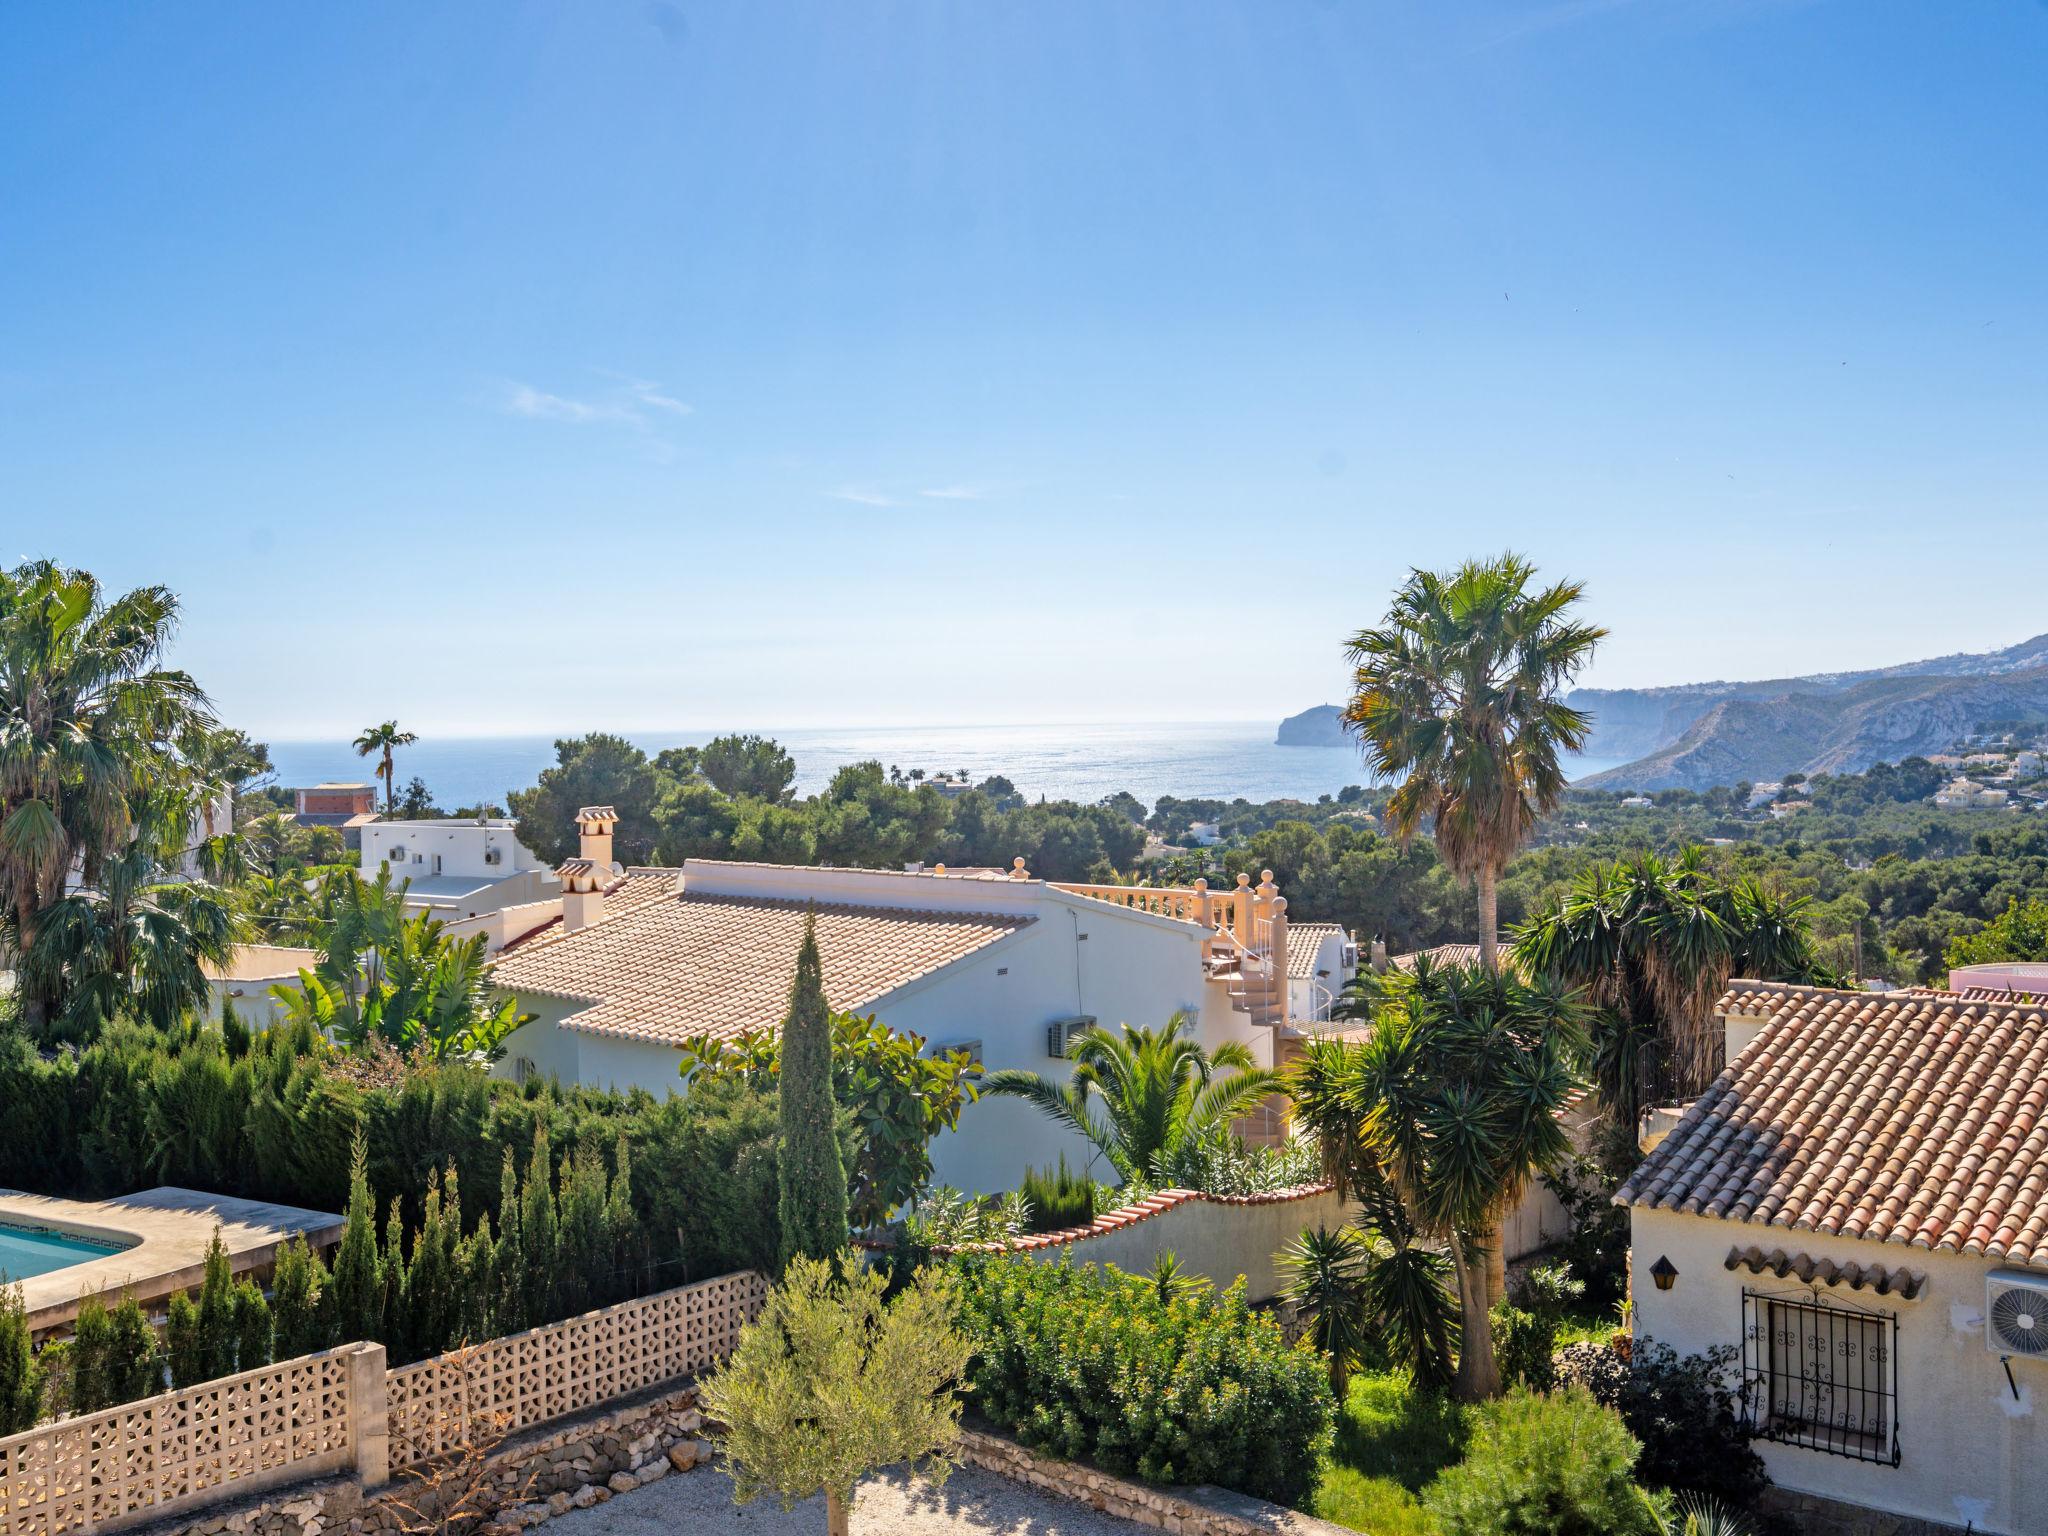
70 1295 114 1414
165 1291 204 1389
519 1125 558 1324
105 1293 160 1404
329 1131 382 1345
196 1231 236 1380
604 1133 639 1302
232 1281 272 1371
270 1235 324 1359
456 1210 496 1346
555 1144 604 1319
0 1284 45 1433
378 1199 408 1359
494 1146 526 1334
776 915 850 1268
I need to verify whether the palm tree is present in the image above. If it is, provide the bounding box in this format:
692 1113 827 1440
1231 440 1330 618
1512 846 1826 1121
980 1013 1281 1184
1289 959 1585 1401
352 721 417 812
0 561 214 1032
21 838 238 1042
1343 554 1605 974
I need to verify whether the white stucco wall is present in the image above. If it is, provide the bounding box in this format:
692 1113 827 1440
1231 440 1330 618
1631 1206 2048 1536
493 880 1283 1198
361 820 549 883
1006 1186 1352 1303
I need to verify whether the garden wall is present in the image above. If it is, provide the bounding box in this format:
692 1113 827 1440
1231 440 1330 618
0 1271 766 1536
949 1184 1350 1302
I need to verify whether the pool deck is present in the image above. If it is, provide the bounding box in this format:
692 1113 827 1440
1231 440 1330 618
0 1187 345 1335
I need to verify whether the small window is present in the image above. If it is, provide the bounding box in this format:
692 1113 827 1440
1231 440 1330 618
1741 1289 1899 1466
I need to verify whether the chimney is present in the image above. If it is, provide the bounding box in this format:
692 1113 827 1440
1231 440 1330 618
558 858 605 932
575 806 621 872
1370 938 1389 974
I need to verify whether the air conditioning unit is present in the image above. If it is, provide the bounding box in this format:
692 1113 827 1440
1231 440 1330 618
1986 1270 2048 1358
1046 1015 1096 1059
388 846 407 863
484 846 502 866
931 1038 983 1066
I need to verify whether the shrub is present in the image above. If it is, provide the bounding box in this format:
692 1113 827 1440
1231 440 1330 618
165 1291 204 1389
1555 1339 1768 1513
1423 1386 1659 1536
69 1295 115 1414
951 1255 1334 1506
1153 1132 1322 1196
196 1232 238 1380
105 1293 162 1403
270 1234 330 1358
1488 1302 1557 1393
1019 1157 1095 1232
232 1281 272 1372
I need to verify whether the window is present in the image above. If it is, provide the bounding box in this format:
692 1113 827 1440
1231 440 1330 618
1740 1288 1899 1466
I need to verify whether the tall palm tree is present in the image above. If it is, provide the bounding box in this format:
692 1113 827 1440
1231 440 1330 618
1512 846 1825 1121
1343 554 1605 973
980 1013 1281 1184
0 561 213 1031
352 720 417 812
1289 959 1585 1401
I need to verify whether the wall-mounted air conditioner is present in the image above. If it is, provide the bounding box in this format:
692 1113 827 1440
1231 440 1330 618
1987 1270 2048 1359
1046 1015 1097 1059
932 1038 983 1066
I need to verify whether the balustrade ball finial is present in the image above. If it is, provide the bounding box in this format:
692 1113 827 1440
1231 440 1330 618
1192 877 1208 892
1235 872 1252 887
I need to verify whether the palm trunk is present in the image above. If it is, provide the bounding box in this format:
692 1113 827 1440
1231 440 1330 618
1448 1230 1501 1402
826 1489 851 1536
1477 863 1500 974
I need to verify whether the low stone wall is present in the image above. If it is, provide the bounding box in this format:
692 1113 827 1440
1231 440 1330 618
158 1386 716 1536
958 1429 1350 1536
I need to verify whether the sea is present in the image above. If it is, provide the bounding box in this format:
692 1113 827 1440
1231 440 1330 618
266 723 1625 812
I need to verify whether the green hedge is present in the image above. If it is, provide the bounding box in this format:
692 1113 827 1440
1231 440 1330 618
0 1019 792 1293
949 1254 1334 1506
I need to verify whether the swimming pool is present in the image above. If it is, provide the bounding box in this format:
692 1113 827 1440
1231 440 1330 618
0 1221 125 1283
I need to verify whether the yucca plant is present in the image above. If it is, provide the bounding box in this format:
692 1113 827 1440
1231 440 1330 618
1279 1224 1371 1399
980 1012 1281 1184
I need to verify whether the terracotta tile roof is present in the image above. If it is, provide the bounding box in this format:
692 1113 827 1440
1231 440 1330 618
1286 923 1347 980
491 869 675 958
1618 980 2048 1267
492 886 1030 1046
1722 1244 1927 1301
1392 942 1482 972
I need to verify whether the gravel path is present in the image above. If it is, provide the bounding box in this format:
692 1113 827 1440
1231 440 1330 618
545 1461 1146 1535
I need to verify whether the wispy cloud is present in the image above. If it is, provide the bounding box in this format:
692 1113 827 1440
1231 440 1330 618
919 485 986 501
498 375 693 430
828 487 901 507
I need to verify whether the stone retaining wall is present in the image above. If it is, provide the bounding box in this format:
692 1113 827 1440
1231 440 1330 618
1759 1487 1972 1536
957 1430 1350 1536
158 1386 716 1536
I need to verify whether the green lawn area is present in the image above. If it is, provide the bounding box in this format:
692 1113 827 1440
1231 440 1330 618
1307 1371 1470 1536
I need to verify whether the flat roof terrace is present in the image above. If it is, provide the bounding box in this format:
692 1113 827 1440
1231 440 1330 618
0 1187 344 1335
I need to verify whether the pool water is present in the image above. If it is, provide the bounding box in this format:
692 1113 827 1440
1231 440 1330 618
0 1222 124 1283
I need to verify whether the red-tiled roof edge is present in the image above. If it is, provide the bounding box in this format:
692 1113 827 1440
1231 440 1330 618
905 1181 1337 1256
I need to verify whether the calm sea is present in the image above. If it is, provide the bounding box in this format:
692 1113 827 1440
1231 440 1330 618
266 723 1624 813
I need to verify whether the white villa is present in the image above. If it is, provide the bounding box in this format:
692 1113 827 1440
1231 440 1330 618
1623 980 2048 1536
490 809 1347 1192
1934 778 2011 810
361 816 557 922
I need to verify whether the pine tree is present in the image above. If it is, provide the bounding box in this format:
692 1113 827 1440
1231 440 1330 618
196 1231 237 1380
105 1293 160 1404
494 1146 526 1334
165 1291 205 1389
69 1295 114 1415
519 1125 558 1325
0 1284 43 1434
777 915 851 1268
330 1130 382 1345
232 1281 272 1371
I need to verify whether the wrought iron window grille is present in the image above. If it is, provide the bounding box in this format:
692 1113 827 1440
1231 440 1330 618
1740 1286 1901 1467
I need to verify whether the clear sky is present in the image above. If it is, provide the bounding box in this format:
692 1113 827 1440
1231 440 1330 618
3 1 2044 737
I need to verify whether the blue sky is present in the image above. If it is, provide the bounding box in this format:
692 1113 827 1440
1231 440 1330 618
3 1 2045 737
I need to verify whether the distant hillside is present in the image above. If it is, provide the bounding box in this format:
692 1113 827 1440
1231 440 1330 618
1579 665 2048 792
1569 632 2048 764
1277 703 1349 748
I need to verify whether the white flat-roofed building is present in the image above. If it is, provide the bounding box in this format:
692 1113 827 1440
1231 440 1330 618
360 816 558 920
